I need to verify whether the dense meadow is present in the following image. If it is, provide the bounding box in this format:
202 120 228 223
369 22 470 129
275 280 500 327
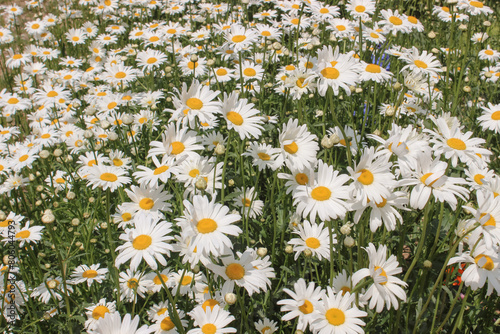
0 0 499 333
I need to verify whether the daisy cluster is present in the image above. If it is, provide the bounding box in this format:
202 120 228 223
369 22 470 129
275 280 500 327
0 0 499 333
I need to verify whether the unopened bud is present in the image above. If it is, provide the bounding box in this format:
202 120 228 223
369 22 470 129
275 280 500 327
225 293 237 305
257 247 267 257
393 82 402 91
428 31 436 39
285 245 294 254
423 260 432 268
122 114 134 125
40 150 50 159
463 86 471 92
321 135 334 149
214 143 225 155
195 176 207 190
344 236 355 247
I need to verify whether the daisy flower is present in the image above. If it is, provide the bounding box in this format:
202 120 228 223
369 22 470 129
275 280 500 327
277 278 323 331
84 298 116 332
379 9 411 35
221 92 264 140
4 221 44 247
464 193 500 249
293 160 351 222
70 264 108 286
279 118 319 170
87 165 131 192
359 62 393 83
233 187 264 219
278 166 314 195
151 309 187 334
238 60 265 82
346 0 376 20
133 156 179 188
176 195 242 257
243 142 283 171
310 289 367 334
316 57 360 97
426 115 491 167
328 125 364 155
288 220 334 261
254 318 278 334
347 147 396 205
95 312 153 334
115 215 174 271
66 28 87 45
478 46 500 62
458 0 493 16
352 243 407 312
448 241 500 295
478 102 500 133
144 269 172 294
224 25 259 52
400 47 443 76
105 63 139 85
212 67 235 83
208 249 271 296
170 270 205 296
31 277 73 304
148 122 203 161
187 305 236 334
119 269 151 302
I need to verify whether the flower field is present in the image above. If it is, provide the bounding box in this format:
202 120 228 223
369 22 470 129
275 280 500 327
0 0 499 333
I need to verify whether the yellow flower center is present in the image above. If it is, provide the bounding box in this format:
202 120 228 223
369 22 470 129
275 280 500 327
358 169 374 185
181 276 192 285
0 220 11 228
311 186 331 201
325 308 345 326
202 299 219 311
149 36 160 42
473 174 484 185
414 60 428 69
244 68 256 76
284 141 298 154
197 218 218 233
226 263 245 280
291 18 300 25
366 64 381 73
389 16 403 25
127 278 138 289
355 5 366 12
161 317 175 331
153 274 168 285
321 67 340 79
299 299 313 314
484 50 494 56
340 286 351 295
242 198 251 207
100 173 117 182
83 270 98 278
295 173 308 185
231 35 246 43
115 71 126 79
154 166 169 175
202 323 217 334
112 158 122 166
447 138 466 150
92 305 109 320
474 254 494 270
408 16 418 24
186 97 203 110
216 68 228 76
139 198 154 210
296 77 307 88
490 111 500 120
420 173 439 187
167 28 177 34
479 213 496 227
15 230 30 239
47 90 58 97
170 141 185 155
261 31 271 36
374 266 388 285
132 234 152 250
8 98 19 104
470 1 484 8
72 36 80 42
305 237 320 249
257 152 271 161
226 111 244 125
320 8 329 14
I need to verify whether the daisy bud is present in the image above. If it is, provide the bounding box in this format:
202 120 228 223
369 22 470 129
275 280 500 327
464 77 469 83
340 223 352 235
307 44 314 51
483 21 491 27
79 245 84 250
195 176 208 190
355 87 363 94
463 86 471 93
459 24 467 30
90 238 97 243
349 85 356 93
85 107 96 115
83 212 90 218
0 211 5 220
101 222 108 229
95 144 102 150
71 218 79 226
344 236 355 248
41 194 46 199
321 135 334 149
3 255 9 265
308 94 314 98
121 56 127 61
43 313 51 321
83 130 93 139
192 265 201 274
296 331 304 334
385 106 396 117
166 97 172 102
272 42 281 50
431 48 439 54
485 72 493 78
40 150 50 159
190 54 198 62
393 82 402 91
105 249 110 254
373 129 382 136
53 149 63 157
108 132 118 141
66 155 73 162
66 192 75 200
428 31 436 39
228 179 235 186
329 35 337 41
303 249 313 257
214 143 226 155
423 260 432 268
123 114 134 125
225 293 237 305
100 120 111 129
284 50 290 56
257 247 268 257
35 200 42 206
329 133 340 145
75 242 82 247
207 59 215 66
285 245 294 254
446 0 458 4
441 66 447 72
315 110 324 117
29 174 35 181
